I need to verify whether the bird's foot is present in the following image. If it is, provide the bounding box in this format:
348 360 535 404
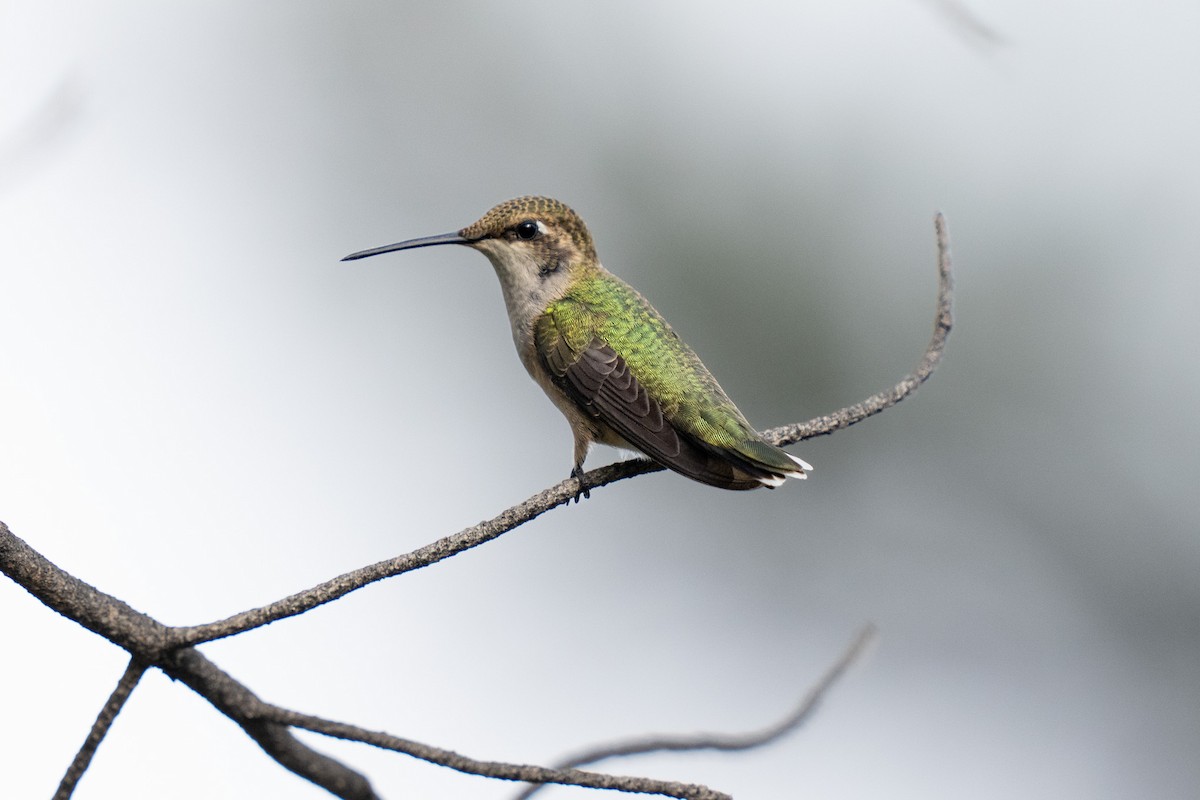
571 465 591 503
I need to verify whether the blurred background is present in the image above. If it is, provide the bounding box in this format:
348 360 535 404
2 1 1197 798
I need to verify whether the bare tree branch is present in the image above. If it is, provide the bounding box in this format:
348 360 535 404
0 519 170 657
160 647 382 800
0 521 721 799
54 658 147 800
1 214 953 798
512 625 877 800
767 212 953 447
167 479 583 649
171 214 952 649
264 708 731 800
0 522 380 800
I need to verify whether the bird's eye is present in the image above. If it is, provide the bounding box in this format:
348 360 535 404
515 220 541 240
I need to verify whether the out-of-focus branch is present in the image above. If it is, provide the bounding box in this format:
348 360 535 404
918 0 1006 48
0 78 84 194
512 625 877 800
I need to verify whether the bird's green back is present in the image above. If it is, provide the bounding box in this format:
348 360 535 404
538 265 767 453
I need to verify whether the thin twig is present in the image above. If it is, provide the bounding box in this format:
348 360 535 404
167 480 584 648
170 213 952 649
53 658 148 800
512 624 877 800
767 212 953 447
266 708 729 800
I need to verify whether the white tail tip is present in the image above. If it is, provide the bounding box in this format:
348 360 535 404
788 453 814 473
759 453 812 488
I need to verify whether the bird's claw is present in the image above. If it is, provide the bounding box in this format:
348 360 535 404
571 465 591 503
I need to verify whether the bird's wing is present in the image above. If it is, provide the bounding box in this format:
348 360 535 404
541 332 684 459
536 310 769 489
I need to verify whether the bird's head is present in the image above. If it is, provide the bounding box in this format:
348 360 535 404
343 196 598 294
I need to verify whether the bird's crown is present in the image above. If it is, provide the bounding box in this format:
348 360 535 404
459 196 597 263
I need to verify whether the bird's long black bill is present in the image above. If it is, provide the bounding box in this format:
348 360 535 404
341 231 469 261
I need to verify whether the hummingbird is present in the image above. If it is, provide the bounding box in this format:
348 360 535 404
343 196 811 498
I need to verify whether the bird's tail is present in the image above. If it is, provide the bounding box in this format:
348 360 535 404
672 435 811 490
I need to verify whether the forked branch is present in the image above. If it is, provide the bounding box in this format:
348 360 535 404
1 214 953 799
511 625 877 800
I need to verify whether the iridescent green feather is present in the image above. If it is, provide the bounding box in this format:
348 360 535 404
537 265 796 473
